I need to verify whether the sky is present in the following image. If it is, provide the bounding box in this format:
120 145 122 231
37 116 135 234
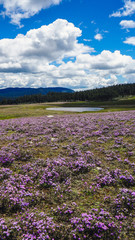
0 0 135 90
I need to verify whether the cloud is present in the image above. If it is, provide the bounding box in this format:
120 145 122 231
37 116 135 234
91 20 96 24
76 50 133 71
50 50 135 90
0 19 91 73
0 0 62 26
83 39 92 42
110 0 135 17
124 36 135 45
0 19 135 90
120 20 135 28
94 33 103 41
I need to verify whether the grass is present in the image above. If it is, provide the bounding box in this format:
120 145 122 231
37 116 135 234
0 103 67 120
0 97 135 120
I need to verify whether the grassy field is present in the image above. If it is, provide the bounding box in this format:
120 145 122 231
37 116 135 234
0 105 135 239
0 98 135 120
0 103 67 120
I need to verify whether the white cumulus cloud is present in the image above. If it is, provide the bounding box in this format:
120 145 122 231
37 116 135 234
0 19 91 74
0 0 62 26
110 0 135 17
124 36 135 45
120 20 135 28
0 19 134 90
76 50 133 73
94 33 103 41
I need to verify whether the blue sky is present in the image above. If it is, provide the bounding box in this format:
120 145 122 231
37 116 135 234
0 0 135 90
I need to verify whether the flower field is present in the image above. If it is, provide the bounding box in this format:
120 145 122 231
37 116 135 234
0 111 135 239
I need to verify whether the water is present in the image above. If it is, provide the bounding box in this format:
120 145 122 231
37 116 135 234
46 107 104 112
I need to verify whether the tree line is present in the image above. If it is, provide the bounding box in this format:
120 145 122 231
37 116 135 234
0 83 135 105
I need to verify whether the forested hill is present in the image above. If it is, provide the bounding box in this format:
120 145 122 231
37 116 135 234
0 87 74 99
0 83 135 104
70 83 135 101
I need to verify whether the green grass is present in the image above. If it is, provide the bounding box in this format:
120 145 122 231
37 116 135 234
0 103 67 120
114 95 135 101
0 97 135 120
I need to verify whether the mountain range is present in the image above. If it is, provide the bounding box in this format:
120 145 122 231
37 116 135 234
0 87 74 99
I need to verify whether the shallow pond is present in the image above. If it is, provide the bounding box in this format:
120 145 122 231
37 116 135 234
46 107 104 112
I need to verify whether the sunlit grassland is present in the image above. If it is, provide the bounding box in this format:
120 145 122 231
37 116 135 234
0 103 67 120
0 97 135 120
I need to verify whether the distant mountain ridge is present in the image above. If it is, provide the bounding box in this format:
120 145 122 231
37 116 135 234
0 87 74 99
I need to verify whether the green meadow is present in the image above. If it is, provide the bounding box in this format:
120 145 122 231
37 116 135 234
0 96 135 120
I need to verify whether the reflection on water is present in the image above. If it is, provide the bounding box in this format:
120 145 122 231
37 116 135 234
46 107 104 112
